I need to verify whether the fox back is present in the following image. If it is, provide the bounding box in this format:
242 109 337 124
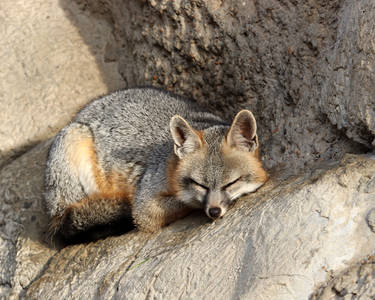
44 87 268 239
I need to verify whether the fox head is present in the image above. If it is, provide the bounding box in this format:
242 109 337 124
169 110 268 220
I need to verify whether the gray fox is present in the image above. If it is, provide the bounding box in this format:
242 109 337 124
44 87 268 239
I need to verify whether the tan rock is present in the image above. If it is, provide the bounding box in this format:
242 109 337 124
0 0 125 168
1 153 371 300
318 0 375 147
0 141 54 298
77 0 374 172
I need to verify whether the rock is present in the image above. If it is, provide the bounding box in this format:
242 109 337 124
366 208 375 232
0 0 125 168
311 256 375 299
73 0 374 172
0 0 127 290
0 141 56 299
318 0 375 147
0 153 371 299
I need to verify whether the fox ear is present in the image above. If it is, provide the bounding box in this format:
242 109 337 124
170 115 202 159
227 110 258 152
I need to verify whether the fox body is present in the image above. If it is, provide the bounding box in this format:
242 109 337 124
44 87 268 239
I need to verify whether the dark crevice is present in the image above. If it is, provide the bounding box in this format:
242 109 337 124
18 251 60 299
0 141 42 171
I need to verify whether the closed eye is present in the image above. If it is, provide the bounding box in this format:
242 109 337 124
184 177 208 190
221 177 242 190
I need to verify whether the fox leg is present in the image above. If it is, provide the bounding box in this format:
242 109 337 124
132 193 192 233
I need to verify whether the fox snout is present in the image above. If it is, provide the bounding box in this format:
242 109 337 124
207 207 222 219
205 203 228 219
204 190 230 219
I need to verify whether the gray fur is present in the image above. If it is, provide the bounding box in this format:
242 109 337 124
45 123 91 216
45 88 228 236
44 87 266 238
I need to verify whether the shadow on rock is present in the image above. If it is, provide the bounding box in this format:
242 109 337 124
58 0 125 92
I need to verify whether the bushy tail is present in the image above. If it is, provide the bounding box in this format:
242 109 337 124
45 123 136 242
49 197 133 241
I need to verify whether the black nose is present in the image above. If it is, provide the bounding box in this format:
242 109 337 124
208 207 222 219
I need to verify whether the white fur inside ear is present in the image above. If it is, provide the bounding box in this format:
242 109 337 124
175 137 200 157
231 127 252 148
227 110 258 152
170 115 201 158
229 182 264 200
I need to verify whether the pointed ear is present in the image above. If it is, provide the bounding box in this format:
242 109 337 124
170 115 203 159
226 110 258 152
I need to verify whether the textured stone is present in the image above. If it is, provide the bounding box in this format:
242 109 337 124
318 0 375 147
73 0 374 173
0 0 125 168
0 141 56 299
366 208 375 232
0 1 126 292
4 154 371 300
311 256 375 300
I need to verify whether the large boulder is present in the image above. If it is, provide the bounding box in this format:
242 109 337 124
0 141 55 298
0 0 124 168
318 0 375 147
0 0 125 296
74 0 374 171
1 151 374 299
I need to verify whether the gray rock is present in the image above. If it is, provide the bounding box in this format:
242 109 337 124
311 256 375 299
366 208 375 232
0 0 125 168
74 0 374 172
0 154 369 300
318 0 375 147
0 141 56 299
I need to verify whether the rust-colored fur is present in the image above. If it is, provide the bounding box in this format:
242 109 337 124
50 134 135 238
69 135 135 203
45 88 268 240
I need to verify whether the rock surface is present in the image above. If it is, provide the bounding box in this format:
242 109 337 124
0 141 55 298
2 153 375 300
318 0 375 147
311 256 375 299
75 0 374 172
0 0 125 168
0 0 124 297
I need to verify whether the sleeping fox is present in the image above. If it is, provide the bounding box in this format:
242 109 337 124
44 87 268 239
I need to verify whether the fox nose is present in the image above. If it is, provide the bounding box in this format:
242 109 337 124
208 207 222 219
